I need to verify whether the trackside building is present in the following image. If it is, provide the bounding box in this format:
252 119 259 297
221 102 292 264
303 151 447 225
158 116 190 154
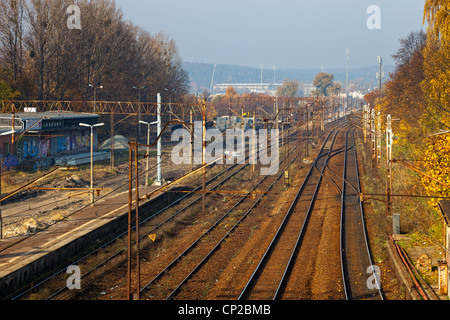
0 112 101 169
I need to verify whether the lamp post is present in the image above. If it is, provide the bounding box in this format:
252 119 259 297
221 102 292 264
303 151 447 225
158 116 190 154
89 84 103 113
164 88 172 121
79 122 104 204
133 85 145 141
139 120 159 186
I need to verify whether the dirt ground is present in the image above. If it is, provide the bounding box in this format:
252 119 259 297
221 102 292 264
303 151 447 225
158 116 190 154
0 150 192 239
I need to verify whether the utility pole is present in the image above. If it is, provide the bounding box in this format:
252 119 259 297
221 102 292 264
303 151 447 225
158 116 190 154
370 108 376 168
376 111 382 170
139 120 158 186
261 63 263 91
363 105 367 144
133 85 145 142
190 109 193 171
252 111 256 172
127 141 133 300
134 141 140 300
321 99 324 132
202 99 206 215
156 93 162 185
377 56 384 94
386 114 393 216
89 84 103 113
79 122 104 205
346 49 350 117
273 65 276 85
110 112 114 170
127 140 141 299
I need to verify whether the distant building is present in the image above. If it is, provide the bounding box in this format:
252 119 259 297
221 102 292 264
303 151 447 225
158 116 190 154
301 83 316 97
213 83 281 96
0 112 101 169
216 116 259 132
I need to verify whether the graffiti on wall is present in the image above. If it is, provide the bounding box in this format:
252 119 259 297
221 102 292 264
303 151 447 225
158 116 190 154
77 135 89 150
56 134 91 154
23 140 38 158
40 138 50 158
2 154 19 167
57 136 67 153
1 132 95 168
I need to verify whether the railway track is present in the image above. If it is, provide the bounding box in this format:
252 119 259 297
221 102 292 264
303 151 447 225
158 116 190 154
340 126 383 300
237 121 383 300
238 124 345 300
8 158 250 300
10 128 303 300
5 117 382 301
139 140 302 300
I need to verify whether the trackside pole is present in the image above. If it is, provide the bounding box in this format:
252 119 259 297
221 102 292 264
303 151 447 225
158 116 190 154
156 93 162 185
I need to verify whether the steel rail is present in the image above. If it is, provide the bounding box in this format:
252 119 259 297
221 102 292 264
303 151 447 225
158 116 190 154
351 128 383 300
339 127 351 300
40 161 247 300
11 159 244 300
164 142 302 300
139 142 301 298
272 124 344 300
238 122 346 300
38 131 301 300
339 127 383 300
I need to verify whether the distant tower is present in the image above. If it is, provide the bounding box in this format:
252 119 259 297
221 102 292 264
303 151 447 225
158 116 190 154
273 65 276 84
377 56 384 93
346 49 350 97
209 63 216 93
261 63 263 91
346 49 350 115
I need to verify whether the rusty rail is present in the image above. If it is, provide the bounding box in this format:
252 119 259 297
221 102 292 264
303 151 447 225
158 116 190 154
390 236 429 300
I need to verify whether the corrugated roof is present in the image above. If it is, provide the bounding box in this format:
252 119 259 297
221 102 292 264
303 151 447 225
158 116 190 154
0 112 98 120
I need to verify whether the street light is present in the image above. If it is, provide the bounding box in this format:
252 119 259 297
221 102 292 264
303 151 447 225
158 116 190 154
139 120 159 186
133 85 146 141
164 88 172 121
89 84 103 113
79 122 104 204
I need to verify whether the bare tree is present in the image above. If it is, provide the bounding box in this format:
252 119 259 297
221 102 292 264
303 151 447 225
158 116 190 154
0 0 25 85
0 0 189 102
24 0 62 100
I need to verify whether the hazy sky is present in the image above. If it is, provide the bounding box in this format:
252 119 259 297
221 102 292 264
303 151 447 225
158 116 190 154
115 0 426 70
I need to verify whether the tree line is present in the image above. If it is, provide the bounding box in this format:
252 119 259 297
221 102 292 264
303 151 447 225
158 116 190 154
365 0 450 205
0 0 189 102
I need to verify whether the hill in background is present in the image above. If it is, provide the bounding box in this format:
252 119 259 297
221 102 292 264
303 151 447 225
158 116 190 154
183 61 394 93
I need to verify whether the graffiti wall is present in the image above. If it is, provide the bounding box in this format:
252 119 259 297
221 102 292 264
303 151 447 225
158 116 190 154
57 134 91 153
1 129 96 168
54 132 92 155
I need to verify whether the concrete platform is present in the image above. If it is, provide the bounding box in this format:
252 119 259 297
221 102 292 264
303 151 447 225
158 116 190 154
0 184 181 299
54 151 110 166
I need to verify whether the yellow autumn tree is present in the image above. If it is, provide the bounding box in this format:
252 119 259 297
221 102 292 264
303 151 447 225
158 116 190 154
420 1 450 204
424 0 450 43
422 0 450 130
422 134 450 206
